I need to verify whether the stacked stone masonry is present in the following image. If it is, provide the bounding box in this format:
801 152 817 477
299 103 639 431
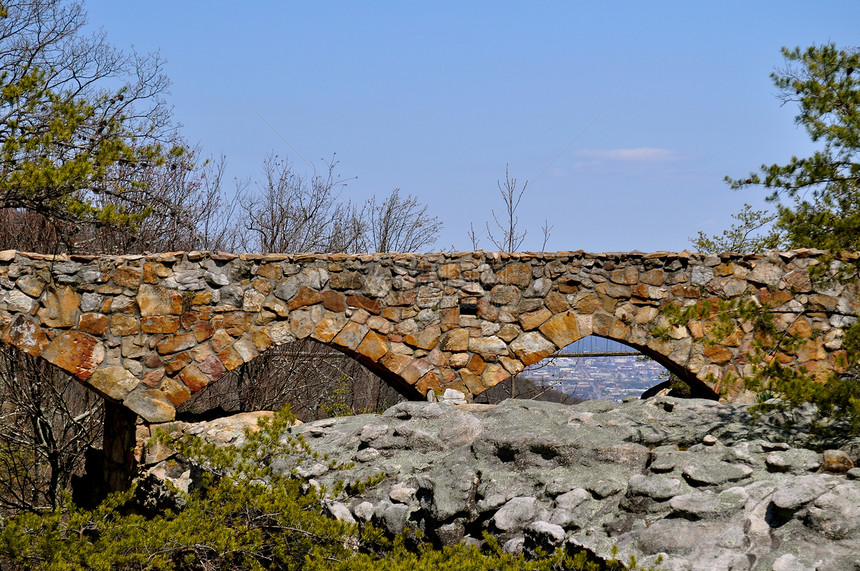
0 248 857 423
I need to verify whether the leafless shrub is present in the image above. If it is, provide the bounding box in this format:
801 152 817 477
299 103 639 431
0 348 103 514
363 188 442 253
240 156 365 254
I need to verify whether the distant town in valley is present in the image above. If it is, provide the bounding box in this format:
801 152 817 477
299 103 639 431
521 336 670 401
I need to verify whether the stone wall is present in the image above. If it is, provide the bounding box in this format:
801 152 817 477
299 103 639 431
0 249 857 422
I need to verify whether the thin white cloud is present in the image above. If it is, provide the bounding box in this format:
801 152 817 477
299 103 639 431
574 148 684 162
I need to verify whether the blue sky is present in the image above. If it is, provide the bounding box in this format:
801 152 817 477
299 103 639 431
85 1 860 253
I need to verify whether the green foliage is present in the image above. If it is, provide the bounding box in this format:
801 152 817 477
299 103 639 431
0 406 633 570
0 0 176 230
659 293 860 431
691 203 782 253
319 374 357 418
318 532 617 571
0 64 168 226
691 44 860 431
726 44 860 251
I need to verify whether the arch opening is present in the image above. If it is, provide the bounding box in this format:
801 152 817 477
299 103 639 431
176 337 407 423
516 334 718 402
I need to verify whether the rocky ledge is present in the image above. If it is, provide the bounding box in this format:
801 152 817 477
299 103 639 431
141 397 860 570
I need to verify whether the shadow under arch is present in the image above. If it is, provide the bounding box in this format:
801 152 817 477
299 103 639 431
176 337 408 422
0 343 114 509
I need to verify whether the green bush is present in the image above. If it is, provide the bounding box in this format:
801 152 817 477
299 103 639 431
658 292 860 433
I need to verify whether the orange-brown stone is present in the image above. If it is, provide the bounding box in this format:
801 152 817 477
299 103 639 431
500 356 525 376
16 275 46 297
381 307 401 321
467 353 487 374
380 352 414 375
198 354 227 380
829 350 849 373
496 263 531 287
713 263 734 277
440 329 469 352
223 312 253 336
257 263 282 280
189 344 211 363
797 338 826 363
386 291 416 307
88 366 140 400
210 329 233 352
112 266 141 288
311 311 347 343
179 364 211 391
164 352 192 375
787 317 813 338
156 332 197 355
519 308 551 331
608 320 630 341
195 320 215 342
510 331 556 366
37 285 81 328
159 377 191 406
481 364 510 389
438 263 460 280
332 321 369 350
781 269 812 292
426 347 446 367
137 284 182 316
671 285 701 298
346 295 382 315
322 290 346 312
416 371 443 395
490 284 520 305
252 278 272 296
539 311 580 349
110 314 139 336
459 370 484 394
807 294 837 312
544 291 568 314
476 298 498 321
142 367 166 388
79 313 109 335
571 292 602 314
216 346 245 371
404 324 441 350
142 315 180 334
401 358 433 385
41 331 104 380
288 286 323 310
610 267 639 285
357 330 388 362
639 269 665 286
251 328 273 351
704 345 733 364
440 308 459 331
143 262 159 284
232 335 259 362
329 270 362 290
759 288 792 306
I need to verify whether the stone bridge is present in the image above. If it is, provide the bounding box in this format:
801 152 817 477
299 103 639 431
1 249 858 424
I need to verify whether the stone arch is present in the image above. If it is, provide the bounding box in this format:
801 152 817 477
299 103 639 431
0 249 857 425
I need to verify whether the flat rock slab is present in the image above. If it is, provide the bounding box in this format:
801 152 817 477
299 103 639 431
140 397 860 570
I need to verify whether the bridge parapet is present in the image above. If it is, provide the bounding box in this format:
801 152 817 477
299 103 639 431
0 249 857 422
